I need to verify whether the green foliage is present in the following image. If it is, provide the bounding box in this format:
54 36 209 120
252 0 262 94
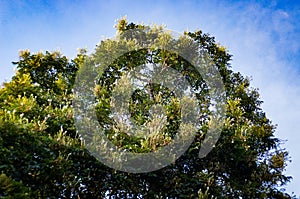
0 173 30 199
0 19 294 198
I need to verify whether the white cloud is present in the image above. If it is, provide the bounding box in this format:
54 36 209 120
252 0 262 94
198 2 300 194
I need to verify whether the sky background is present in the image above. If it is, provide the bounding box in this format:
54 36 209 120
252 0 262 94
0 0 299 196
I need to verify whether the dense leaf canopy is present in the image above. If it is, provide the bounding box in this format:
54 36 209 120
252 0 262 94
0 19 293 198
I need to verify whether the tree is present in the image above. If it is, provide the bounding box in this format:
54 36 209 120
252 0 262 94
0 18 294 198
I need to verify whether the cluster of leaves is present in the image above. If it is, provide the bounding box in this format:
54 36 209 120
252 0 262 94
0 18 294 198
0 51 112 198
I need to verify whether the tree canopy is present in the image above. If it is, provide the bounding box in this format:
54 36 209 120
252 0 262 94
0 19 294 198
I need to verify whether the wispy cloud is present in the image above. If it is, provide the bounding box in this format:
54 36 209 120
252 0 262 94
191 1 300 194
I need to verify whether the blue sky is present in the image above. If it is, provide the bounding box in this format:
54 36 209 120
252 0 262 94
1 0 300 195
